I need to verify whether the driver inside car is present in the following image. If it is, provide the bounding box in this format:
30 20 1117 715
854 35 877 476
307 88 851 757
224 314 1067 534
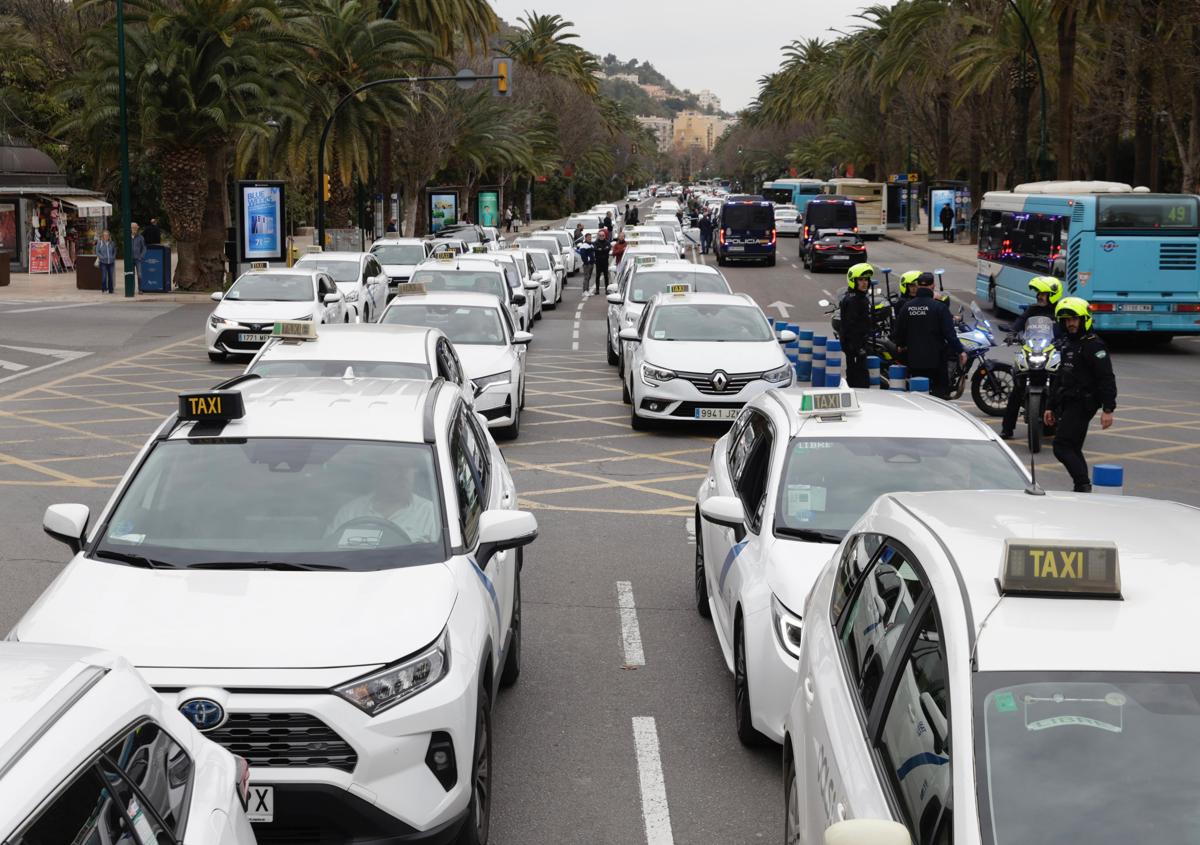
331 462 438 546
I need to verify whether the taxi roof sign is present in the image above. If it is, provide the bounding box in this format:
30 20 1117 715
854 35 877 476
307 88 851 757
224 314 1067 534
304 245 323 254
178 389 245 423
435 251 456 262
249 261 270 271
797 388 860 417
668 283 692 295
1000 539 1121 598
394 282 427 296
634 255 658 266
272 320 318 341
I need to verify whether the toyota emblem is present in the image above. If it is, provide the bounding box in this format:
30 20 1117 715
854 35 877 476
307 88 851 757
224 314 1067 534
179 698 227 732
711 370 729 392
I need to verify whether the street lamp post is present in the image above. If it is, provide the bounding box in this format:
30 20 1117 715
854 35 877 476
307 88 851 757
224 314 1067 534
116 0 135 297
1006 0 1049 180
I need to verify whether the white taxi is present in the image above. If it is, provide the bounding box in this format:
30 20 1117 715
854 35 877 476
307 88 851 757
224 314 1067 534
604 248 699 363
619 290 794 429
294 250 389 324
411 257 529 334
0 642 255 844
605 261 732 366
244 321 474 399
696 388 1030 747
370 238 433 296
454 253 543 328
205 266 347 362
783 490 1200 845
382 291 532 439
16 378 538 845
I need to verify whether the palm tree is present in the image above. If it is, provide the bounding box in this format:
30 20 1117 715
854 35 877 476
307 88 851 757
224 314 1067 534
386 0 497 56
503 13 600 95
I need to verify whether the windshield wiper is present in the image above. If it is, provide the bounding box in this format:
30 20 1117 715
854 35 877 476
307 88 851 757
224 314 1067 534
187 560 345 571
94 549 177 569
775 527 843 543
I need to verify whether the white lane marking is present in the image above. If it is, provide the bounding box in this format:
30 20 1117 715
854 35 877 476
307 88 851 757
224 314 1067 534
0 359 28 372
2 302 99 314
0 347 90 385
632 717 675 845
683 518 695 545
822 289 834 298
617 580 645 666
803 273 813 280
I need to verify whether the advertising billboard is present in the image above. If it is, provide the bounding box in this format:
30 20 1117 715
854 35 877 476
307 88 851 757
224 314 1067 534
930 188 955 233
238 181 286 263
477 190 500 227
428 191 458 234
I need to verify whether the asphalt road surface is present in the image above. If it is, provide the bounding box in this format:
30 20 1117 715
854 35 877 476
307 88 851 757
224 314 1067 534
1 209 1198 843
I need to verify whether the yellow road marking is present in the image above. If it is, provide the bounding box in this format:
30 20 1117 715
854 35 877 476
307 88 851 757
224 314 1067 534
0 449 102 486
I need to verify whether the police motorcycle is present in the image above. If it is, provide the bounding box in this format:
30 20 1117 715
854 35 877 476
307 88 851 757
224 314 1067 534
950 301 1014 415
818 277 898 388
1004 315 1060 454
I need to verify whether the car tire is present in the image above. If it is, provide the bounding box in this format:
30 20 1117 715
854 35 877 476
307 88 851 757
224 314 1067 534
695 511 711 618
456 683 493 845
735 619 767 747
767 255 776 267
716 254 726 266
784 751 801 844
499 405 520 440
362 305 370 324
630 403 649 431
622 372 631 404
607 338 619 366
535 307 543 321
500 570 521 688
207 351 227 363
519 378 526 410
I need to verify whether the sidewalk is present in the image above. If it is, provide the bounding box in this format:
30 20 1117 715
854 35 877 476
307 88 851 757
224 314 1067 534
883 228 977 265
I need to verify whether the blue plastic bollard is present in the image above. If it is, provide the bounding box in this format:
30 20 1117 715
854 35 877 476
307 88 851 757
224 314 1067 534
909 376 930 393
867 356 881 387
1093 464 1124 495
796 330 814 382
811 335 827 386
824 339 842 388
888 364 907 391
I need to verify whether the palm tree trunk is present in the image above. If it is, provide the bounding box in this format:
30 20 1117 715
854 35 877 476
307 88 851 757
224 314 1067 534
1055 4 1078 178
158 146 208 290
196 146 229 291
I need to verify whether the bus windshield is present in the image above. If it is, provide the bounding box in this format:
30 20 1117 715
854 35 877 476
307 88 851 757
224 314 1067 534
1097 196 1200 231
761 187 794 206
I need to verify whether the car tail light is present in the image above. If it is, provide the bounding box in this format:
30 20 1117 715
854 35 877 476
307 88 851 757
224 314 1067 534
1089 303 1115 312
719 229 726 244
815 244 835 251
235 755 251 809
848 244 865 251
1173 303 1200 312
770 230 777 245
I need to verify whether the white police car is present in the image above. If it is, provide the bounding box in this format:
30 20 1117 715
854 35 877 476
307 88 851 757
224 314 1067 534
382 291 532 439
15 377 537 845
0 642 255 844
783 490 1200 845
619 290 794 429
205 266 348 361
696 388 1030 747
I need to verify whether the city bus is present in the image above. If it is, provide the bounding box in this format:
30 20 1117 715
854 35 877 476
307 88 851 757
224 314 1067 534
761 178 828 211
825 178 887 238
977 181 1200 336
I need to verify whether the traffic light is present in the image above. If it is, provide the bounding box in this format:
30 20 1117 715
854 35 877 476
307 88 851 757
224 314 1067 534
493 57 511 97
322 174 331 202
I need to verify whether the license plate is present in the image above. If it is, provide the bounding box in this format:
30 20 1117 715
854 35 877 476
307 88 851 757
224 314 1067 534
727 246 744 252
237 333 271 343
831 255 849 261
246 785 274 823
1116 304 1152 312
694 407 739 420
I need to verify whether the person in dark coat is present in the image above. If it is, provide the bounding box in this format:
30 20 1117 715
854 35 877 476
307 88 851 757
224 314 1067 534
592 229 612 294
697 212 714 255
143 218 162 245
839 263 875 388
939 203 954 242
894 272 965 398
1001 276 1064 439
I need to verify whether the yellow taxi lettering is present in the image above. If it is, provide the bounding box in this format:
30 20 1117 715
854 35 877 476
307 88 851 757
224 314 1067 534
1059 550 1082 579
1032 549 1057 579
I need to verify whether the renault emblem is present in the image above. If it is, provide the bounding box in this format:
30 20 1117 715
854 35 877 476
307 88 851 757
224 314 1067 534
711 370 729 392
179 698 227 732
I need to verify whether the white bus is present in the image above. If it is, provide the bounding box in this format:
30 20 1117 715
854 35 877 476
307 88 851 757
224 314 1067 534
825 179 887 238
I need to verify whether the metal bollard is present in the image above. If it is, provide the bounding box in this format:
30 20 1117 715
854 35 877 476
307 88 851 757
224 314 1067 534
811 334 827 387
796 329 813 383
909 376 930 393
867 356 881 387
888 364 907 391
825 339 842 388
1093 464 1124 495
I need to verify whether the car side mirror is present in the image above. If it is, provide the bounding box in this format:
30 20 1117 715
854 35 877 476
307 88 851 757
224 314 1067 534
778 330 797 344
476 509 538 567
818 299 832 308
618 327 640 342
323 292 342 304
43 503 90 554
700 496 745 530
513 292 527 306
513 331 533 345
606 284 618 294
607 294 624 305
824 820 911 845
524 281 541 290
210 291 223 302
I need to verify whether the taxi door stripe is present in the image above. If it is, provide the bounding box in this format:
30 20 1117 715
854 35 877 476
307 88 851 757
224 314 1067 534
718 540 749 592
469 558 503 635
896 751 949 781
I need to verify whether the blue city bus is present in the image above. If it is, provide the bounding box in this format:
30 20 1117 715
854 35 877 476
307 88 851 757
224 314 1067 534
977 183 1200 335
716 198 776 266
761 178 828 211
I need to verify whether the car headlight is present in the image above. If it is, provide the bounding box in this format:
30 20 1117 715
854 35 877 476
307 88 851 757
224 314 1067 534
473 371 512 392
209 313 235 329
771 594 803 660
762 363 793 384
334 629 449 715
343 289 360 302
641 362 676 385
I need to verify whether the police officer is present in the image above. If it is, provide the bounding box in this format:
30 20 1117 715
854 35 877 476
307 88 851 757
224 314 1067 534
896 270 922 304
1044 297 1116 492
839 263 874 388
894 272 965 399
1000 276 1063 440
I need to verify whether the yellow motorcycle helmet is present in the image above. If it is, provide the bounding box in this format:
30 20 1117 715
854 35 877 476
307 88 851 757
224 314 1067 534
1055 296 1092 331
846 262 874 289
898 270 922 296
1029 276 1064 304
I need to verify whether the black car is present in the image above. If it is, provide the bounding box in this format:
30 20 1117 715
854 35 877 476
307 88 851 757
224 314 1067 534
803 229 867 271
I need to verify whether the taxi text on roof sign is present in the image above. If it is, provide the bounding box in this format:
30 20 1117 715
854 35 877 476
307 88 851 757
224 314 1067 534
668 283 692 295
178 389 245 422
272 320 318 341
395 282 427 296
250 261 270 271
1000 539 1121 598
435 252 456 262
797 388 860 416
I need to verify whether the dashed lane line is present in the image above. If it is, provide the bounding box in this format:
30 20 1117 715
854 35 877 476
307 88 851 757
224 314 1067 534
617 581 645 666
632 717 675 845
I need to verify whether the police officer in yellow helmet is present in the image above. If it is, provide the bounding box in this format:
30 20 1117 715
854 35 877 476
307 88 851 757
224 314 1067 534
1000 276 1064 439
897 270 922 302
839 263 874 388
1044 296 1117 492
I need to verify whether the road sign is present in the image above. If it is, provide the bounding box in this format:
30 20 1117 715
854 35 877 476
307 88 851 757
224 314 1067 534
455 68 476 90
888 173 922 184
493 58 511 97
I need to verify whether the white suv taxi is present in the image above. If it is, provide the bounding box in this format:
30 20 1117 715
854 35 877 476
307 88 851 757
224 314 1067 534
783 490 1200 845
696 388 1029 747
15 377 537 845
0 642 255 844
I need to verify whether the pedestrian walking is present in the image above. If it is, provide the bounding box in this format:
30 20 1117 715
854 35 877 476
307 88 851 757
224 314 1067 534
839 263 874 388
386 218 398 233
503 206 513 233
572 223 584 244
628 206 639 226
601 212 614 237
592 229 612 294
611 233 627 267
894 272 965 399
939 203 954 243
578 233 595 290
698 212 714 255
143 217 162 246
624 203 632 225
130 223 146 288
1045 297 1117 492
96 229 116 294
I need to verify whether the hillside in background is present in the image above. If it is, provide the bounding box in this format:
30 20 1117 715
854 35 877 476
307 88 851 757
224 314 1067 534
598 54 718 117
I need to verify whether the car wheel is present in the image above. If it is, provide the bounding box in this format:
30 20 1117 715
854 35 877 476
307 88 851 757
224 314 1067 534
456 683 492 845
607 337 619 366
621 371 631 404
695 511 711 619
361 305 370 324
735 619 767 747
207 351 227 363
344 313 350 323
519 378 526 410
535 306 543 321
785 751 801 845
499 405 520 440
500 570 521 687
716 254 726 267
767 255 776 267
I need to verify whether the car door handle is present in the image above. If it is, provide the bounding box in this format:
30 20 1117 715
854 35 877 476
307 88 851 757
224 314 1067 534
804 677 816 705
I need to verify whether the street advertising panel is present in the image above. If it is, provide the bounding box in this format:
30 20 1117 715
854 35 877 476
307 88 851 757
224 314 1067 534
0 203 15 254
930 188 955 233
29 241 50 273
429 191 458 233
477 190 500 227
238 181 286 263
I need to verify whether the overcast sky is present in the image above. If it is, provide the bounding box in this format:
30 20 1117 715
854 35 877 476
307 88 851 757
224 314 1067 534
489 0 891 112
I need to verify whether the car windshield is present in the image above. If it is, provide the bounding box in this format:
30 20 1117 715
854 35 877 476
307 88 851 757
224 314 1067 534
520 239 558 255
976 671 1200 845
225 274 313 302
383 304 506 345
722 205 775 230
647 304 773 342
95 439 446 569
297 260 359 283
371 245 426 265
413 269 507 301
631 272 729 303
775 437 1027 536
528 252 551 271
249 360 430 379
